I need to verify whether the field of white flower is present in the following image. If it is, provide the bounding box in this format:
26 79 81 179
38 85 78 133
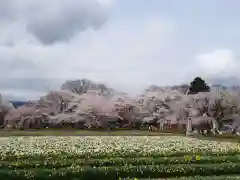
0 136 239 180
0 136 239 158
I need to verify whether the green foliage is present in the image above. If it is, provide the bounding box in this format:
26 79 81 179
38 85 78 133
0 154 239 179
0 155 240 169
2 150 240 161
0 163 240 179
131 175 240 180
188 77 210 94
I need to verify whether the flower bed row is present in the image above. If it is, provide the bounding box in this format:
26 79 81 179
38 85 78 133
0 163 240 179
2 151 240 161
1 155 240 169
125 175 240 180
0 136 239 159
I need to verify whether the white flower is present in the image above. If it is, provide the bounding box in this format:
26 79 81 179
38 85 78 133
0 136 238 158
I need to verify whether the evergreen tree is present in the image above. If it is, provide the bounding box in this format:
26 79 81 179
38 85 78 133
188 77 210 94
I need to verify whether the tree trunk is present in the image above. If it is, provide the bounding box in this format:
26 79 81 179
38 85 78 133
177 122 183 132
159 119 164 131
186 117 193 135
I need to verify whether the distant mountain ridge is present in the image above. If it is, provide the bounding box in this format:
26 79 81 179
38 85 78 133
207 76 240 87
10 101 26 108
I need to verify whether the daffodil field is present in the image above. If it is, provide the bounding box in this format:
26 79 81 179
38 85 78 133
0 136 240 180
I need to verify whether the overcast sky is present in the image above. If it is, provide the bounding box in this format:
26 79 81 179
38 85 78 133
0 0 240 100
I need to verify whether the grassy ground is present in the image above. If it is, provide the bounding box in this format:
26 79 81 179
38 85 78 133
0 129 177 136
0 129 239 142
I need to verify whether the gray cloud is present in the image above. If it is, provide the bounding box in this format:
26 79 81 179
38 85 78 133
2 39 15 47
0 51 37 75
0 76 64 101
0 56 61 99
27 1 109 44
0 0 110 45
0 78 62 92
0 1 17 21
